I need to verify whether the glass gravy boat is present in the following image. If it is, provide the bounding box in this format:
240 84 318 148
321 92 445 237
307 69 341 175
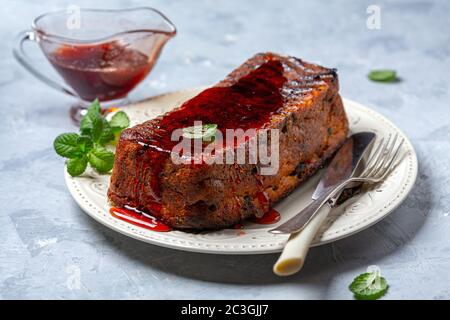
14 7 176 121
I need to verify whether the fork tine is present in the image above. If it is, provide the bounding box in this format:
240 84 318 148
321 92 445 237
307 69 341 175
360 137 385 177
372 133 398 177
378 138 404 180
363 135 391 177
361 137 384 176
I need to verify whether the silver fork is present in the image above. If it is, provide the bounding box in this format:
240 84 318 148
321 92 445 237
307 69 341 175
271 133 405 235
328 133 404 205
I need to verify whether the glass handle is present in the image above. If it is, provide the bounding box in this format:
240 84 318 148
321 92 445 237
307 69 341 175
13 30 77 97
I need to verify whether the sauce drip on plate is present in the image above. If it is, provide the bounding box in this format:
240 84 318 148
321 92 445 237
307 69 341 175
110 207 171 232
251 208 281 224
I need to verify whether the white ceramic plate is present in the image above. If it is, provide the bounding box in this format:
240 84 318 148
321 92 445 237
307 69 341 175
65 88 418 254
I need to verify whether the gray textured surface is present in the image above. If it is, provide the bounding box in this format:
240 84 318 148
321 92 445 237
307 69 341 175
0 0 449 299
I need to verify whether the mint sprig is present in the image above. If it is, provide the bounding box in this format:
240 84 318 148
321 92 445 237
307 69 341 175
54 99 130 177
349 270 388 300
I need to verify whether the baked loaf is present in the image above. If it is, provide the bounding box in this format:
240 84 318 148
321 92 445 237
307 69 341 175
108 53 349 230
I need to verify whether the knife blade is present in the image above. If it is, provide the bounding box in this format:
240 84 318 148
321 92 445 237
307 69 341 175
270 131 375 234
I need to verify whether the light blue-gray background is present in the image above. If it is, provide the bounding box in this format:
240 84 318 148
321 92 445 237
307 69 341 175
1 0 449 299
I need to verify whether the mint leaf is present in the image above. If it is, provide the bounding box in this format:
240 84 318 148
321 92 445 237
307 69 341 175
109 111 130 129
76 136 93 153
80 99 102 135
88 147 115 173
99 122 115 145
92 117 114 145
109 111 130 146
111 130 122 146
66 156 88 177
54 133 83 158
368 70 397 82
79 100 128 146
349 272 388 300
183 123 217 141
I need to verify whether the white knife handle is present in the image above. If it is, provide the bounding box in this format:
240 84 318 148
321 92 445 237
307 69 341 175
273 204 331 276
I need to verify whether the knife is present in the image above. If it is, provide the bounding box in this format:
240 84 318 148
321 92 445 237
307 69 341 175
271 131 376 276
270 131 376 235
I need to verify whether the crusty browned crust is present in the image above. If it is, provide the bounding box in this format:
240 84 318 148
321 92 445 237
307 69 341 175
108 52 349 230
